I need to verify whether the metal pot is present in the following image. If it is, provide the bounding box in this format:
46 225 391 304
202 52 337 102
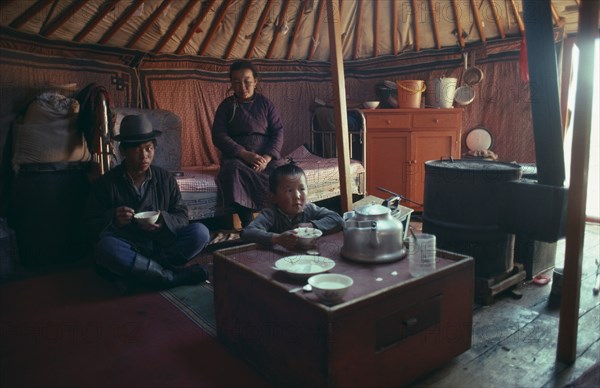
454 85 475 105
341 204 406 263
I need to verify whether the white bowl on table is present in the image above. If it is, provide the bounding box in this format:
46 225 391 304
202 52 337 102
134 210 160 225
294 227 323 249
308 273 354 304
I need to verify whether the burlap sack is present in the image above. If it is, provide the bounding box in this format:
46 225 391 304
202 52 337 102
12 93 90 172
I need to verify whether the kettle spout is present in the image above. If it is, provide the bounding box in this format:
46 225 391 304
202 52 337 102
343 211 355 222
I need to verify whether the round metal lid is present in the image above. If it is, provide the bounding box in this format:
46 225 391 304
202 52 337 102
425 159 522 171
356 204 390 216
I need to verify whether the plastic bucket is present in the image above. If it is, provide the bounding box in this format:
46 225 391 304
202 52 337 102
428 78 457 108
396 80 426 108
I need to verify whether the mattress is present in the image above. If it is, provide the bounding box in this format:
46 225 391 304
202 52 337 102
175 169 231 221
175 146 365 221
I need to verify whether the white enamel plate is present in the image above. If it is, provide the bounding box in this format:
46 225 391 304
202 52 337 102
274 255 336 279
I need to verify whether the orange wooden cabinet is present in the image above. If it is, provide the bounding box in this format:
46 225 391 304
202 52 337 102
363 108 462 210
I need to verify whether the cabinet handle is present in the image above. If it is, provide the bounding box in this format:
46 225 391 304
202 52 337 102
386 119 392 124
434 119 440 123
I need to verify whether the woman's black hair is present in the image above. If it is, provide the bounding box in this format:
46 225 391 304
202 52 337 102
229 60 258 80
268 161 306 193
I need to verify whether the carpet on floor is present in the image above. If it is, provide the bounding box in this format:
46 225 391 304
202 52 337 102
0 267 270 388
160 282 216 337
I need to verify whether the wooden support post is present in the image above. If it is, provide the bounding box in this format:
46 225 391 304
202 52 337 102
325 0 352 213
557 0 598 364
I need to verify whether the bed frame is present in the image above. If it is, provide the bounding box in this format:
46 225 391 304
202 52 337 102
310 107 366 162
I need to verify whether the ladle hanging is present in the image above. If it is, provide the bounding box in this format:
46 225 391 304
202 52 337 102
454 52 475 106
463 51 484 86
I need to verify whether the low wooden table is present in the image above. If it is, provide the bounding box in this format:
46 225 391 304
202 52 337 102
213 232 474 387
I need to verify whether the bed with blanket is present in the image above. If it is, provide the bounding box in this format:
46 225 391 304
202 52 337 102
175 145 365 221
111 108 365 222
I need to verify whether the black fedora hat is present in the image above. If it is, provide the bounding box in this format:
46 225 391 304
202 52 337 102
113 114 162 143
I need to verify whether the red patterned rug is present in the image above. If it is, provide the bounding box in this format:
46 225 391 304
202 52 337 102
0 268 271 387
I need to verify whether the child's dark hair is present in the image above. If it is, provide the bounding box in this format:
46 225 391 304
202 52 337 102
229 60 258 80
269 162 306 193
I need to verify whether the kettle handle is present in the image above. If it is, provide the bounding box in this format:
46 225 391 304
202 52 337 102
369 221 379 248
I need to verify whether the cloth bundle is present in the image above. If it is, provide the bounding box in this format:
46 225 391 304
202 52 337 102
12 92 90 172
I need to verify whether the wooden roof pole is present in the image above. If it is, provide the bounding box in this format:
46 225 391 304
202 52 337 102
245 1 272 58
198 0 234 56
488 0 506 39
392 0 399 54
470 0 486 44
98 1 143 45
9 0 52 29
428 0 441 49
411 0 420 51
286 0 309 59
266 0 291 58
224 0 253 59
558 0 598 364
307 0 326 60
509 0 525 35
550 2 560 25
326 0 352 213
451 0 465 48
127 0 174 49
175 0 215 54
373 0 379 57
152 0 199 53
353 0 364 59
74 0 120 42
41 0 90 37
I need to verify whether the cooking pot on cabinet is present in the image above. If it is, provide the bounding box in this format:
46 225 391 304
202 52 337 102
341 204 406 263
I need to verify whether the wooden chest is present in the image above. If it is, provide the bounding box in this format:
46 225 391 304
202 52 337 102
213 233 473 387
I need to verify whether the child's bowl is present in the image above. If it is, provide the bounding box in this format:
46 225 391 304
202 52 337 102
294 227 323 249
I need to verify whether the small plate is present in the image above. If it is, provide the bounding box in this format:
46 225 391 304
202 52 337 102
274 255 335 279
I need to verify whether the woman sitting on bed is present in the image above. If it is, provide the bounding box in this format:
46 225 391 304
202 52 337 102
212 60 285 227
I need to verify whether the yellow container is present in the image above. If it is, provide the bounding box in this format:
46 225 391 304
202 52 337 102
396 80 426 108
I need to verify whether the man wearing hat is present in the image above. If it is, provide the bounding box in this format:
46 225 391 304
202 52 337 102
84 114 211 291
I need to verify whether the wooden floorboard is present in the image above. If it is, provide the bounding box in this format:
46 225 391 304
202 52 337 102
410 222 600 387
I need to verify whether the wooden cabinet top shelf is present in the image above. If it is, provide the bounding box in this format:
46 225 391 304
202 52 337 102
363 108 463 113
363 108 463 130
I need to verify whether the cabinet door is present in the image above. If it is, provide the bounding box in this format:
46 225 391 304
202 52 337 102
410 130 461 208
366 131 410 198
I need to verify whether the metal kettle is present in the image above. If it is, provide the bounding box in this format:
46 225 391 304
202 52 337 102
340 203 406 263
